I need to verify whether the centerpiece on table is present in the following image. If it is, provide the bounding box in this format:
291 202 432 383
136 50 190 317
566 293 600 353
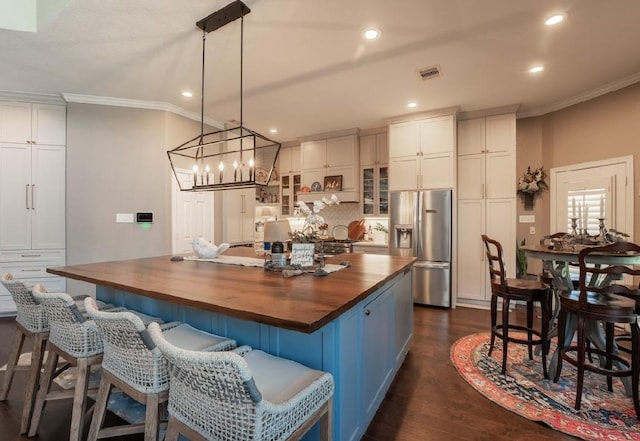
517 166 547 209
290 194 340 266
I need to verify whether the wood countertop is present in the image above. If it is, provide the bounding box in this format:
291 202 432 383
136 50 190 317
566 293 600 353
48 250 415 333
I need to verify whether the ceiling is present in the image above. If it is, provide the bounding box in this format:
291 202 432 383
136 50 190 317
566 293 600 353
2 0 640 142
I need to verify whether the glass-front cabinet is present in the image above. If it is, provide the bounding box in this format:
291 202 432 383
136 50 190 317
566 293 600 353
361 166 388 216
281 173 301 216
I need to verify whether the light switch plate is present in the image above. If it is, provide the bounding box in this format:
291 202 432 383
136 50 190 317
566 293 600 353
519 215 535 223
529 226 536 235
116 213 134 223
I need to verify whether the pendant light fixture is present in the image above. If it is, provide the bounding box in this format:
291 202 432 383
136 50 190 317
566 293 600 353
168 1 280 191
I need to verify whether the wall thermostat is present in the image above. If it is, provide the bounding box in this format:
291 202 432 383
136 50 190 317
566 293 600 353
136 212 153 223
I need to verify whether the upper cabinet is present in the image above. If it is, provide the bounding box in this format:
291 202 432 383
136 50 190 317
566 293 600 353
457 113 515 156
359 132 388 167
360 131 388 216
278 145 301 175
388 113 456 191
300 132 359 192
0 103 66 146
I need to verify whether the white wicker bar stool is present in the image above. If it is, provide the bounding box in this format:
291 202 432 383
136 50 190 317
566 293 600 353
27 288 107 441
83 297 237 441
0 274 113 435
148 322 335 441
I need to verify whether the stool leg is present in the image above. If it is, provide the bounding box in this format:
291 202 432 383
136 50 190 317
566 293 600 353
320 398 333 441
144 393 160 441
20 334 47 434
69 358 91 441
540 297 549 379
553 309 567 383
164 416 180 441
631 321 640 420
0 328 26 401
28 350 59 437
501 297 509 375
86 374 112 441
488 294 498 357
526 300 534 360
605 322 615 392
575 315 587 410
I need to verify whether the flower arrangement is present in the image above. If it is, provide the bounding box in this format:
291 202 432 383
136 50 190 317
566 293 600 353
374 222 388 234
517 166 547 195
290 194 340 242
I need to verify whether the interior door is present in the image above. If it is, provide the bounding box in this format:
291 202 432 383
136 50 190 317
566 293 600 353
172 169 214 254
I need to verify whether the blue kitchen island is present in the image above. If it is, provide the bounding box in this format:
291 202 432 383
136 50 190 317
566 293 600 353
48 250 415 441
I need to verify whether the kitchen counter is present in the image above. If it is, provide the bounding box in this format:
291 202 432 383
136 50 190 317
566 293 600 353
47 249 415 440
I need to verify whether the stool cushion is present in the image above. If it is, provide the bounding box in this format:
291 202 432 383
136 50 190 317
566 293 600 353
244 350 324 404
163 323 236 352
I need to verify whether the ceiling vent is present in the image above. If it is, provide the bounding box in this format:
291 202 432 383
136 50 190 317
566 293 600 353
418 65 442 81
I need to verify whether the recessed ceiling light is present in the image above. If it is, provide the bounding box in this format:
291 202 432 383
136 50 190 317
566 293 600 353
545 13 566 26
407 102 417 108
363 28 381 41
269 128 278 134
181 91 193 98
529 65 544 74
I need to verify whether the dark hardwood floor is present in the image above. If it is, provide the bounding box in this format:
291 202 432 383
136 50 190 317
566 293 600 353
0 306 576 441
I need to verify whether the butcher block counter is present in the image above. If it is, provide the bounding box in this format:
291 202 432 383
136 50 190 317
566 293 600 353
48 249 415 441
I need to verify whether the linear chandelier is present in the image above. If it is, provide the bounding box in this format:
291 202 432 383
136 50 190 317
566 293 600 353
167 1 281 191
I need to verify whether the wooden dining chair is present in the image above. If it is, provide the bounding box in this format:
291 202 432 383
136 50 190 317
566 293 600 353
481 235 552 378
553 241 640 418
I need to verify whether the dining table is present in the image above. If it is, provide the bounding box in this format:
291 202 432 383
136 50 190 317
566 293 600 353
523 242 640 395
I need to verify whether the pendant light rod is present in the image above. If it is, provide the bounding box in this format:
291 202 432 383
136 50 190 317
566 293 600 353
200 30 206 146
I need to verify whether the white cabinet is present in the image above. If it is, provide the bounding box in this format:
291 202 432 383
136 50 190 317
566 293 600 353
222 188 256 244
301 134 358 192
456 113 516 304
278 146 301 216
388 114 456 191
0 102 66 145
0 102 66 315
360 132 388 216
278 145 301 174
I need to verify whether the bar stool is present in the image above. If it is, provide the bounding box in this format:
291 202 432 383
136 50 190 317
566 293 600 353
0 274 113 434
148 321 335 441
482 235 552 378
83 297 237 441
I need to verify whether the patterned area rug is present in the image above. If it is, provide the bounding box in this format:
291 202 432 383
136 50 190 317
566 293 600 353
451 332 640 441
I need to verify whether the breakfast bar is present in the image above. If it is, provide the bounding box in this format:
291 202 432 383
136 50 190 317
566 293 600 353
48 250 415 441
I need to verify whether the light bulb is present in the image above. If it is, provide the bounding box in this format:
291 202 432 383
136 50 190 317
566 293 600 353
218 161 224 171
205 164 211 173
192 164 198 173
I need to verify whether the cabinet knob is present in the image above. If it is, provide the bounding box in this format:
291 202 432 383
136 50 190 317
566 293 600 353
364 309 371 316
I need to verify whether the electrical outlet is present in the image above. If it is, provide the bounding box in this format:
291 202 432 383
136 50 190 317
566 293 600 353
529 226 536 235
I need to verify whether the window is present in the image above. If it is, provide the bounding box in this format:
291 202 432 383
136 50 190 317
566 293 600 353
567 188 606 235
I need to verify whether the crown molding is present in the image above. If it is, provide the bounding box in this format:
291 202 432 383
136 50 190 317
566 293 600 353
61 93 224 128
298 127 360 143
0 90 66 105
457 104 520 121
385 106 459 125
517 71 640 119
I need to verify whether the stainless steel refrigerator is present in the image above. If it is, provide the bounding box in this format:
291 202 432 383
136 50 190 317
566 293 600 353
389 189 452 307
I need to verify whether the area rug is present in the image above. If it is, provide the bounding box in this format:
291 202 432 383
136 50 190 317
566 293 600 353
451 332 640 441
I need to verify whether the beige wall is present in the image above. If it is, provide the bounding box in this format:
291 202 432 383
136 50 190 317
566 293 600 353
65 104 204 295
516 81 640 273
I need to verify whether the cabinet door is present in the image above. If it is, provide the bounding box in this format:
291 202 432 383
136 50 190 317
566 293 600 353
458 154 484 200
419 115 455 155
359 134 377 167
420 153 454 189
485 151 515 199
376 133 388 165
388 121 419 158
362 167 375 215
379 166 389 215
0 144 31 249
278 147 292 174
456 200 486 301
32 104 66 146
389 156 419 191
485 114 515 153
223 189 254 243
362 290 393 422
0 102 31 144
301 140 326 169
486 198 516 280
31 145 65 249
242 189 256 243
289 145 301 173
457 118 485 156
393 270 413 364
326 135 356 168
